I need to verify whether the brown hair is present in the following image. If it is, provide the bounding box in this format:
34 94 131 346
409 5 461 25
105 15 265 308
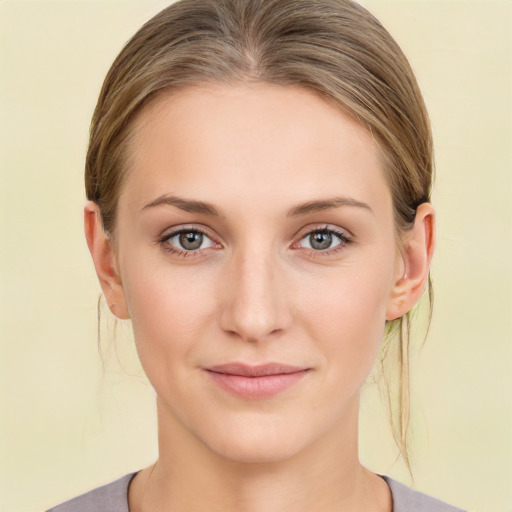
86 0 433 468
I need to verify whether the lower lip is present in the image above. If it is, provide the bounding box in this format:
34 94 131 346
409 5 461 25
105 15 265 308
204 370 310 399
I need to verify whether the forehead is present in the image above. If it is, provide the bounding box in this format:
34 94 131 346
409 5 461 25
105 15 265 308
122 82 390 215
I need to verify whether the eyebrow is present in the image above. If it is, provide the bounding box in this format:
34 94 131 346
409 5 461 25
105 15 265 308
286 197 372 217
142 194 221 216
142 194 372 217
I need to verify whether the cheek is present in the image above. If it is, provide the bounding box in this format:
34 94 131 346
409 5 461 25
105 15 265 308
120 259 216 374
296 256 395 382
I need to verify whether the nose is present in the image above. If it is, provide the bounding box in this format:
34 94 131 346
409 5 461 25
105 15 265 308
218 246 291 342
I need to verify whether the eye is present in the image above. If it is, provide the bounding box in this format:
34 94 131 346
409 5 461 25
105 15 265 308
297 227 350 252
162 229 216 253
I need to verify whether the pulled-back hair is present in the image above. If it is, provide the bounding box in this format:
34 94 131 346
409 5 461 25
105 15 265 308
86 0 434 468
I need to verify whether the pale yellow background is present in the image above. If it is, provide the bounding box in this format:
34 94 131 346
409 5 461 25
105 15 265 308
0 1 510 511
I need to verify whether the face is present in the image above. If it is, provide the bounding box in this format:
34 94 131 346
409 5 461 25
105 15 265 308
111 83 406 462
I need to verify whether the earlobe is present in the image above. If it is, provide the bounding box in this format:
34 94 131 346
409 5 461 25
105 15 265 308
386 203 435 321
84 201 130 319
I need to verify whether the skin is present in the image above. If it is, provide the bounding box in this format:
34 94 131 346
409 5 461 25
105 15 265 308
85 83 434 512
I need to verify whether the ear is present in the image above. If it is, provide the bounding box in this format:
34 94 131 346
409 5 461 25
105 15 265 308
386 203 435 321
84 201 130 319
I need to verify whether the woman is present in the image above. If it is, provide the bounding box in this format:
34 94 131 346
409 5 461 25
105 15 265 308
48 0 464 510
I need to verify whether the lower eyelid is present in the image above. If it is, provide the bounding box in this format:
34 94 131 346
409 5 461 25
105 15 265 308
307 241 347 254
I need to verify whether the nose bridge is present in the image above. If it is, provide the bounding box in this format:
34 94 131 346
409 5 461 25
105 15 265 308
219 240 288 341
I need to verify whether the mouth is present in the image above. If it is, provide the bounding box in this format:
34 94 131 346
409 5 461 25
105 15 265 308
203 362 311 399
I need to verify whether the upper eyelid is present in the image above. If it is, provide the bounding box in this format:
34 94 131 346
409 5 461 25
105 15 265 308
293 224 352 242
159 224 351 248
160 224 214 239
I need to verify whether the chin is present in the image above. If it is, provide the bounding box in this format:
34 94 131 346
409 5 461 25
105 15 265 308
213 437 304 464
198 414 315 464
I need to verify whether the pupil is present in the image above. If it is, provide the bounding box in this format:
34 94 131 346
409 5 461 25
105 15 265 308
179 232 203 250
310 232 332 250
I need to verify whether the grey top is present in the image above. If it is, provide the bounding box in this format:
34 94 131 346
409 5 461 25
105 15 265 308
46 472 466 512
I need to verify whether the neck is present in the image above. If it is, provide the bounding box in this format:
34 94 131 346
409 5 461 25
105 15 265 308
129 396 391 512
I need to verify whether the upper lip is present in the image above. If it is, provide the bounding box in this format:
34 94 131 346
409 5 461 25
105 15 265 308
205 363 308 377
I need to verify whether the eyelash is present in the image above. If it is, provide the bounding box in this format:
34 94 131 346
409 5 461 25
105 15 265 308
295 226 352 257
158 225 352 258
158 227 215 258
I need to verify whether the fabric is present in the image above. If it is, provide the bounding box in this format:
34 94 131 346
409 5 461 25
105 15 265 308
46 472 466 512
382 477 466 512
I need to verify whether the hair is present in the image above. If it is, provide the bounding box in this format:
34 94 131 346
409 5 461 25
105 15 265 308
85 0 434 469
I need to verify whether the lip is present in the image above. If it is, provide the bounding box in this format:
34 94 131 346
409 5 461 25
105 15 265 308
206 362 308 377
203 363 311 399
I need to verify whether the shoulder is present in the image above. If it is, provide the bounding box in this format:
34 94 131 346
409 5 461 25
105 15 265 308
45 472 137 512
382 476 466 512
